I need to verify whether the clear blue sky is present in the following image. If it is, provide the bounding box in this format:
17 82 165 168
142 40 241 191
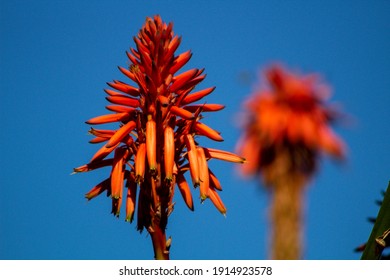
1 0 389 260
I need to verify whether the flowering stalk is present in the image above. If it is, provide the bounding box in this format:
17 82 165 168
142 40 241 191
237 65 346 259
74 15 244 260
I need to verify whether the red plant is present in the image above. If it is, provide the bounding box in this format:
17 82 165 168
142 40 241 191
74 15 244 260
238 65 345 178
237 65 346 259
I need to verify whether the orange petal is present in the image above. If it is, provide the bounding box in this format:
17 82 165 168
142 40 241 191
176 74 206 95
170 105 194 120
126 51 139 67
209 169 222 191
88 128 115 138
73 158 114 173
139 51 153 75
184 104 225 112
111 196 122 217
318 126 345 158
130 65 148 94
104 89 126 97
195 122 224 142
107 80 140 97
90 142 119 162
135 143 146 183
181 86 216 105
106 121 136 148
164 126 175 181
129 47 140 60
197 147 209 200
203 147 246 163
208 186 226 215
176 172 194 211
300 114 317 147
169 50 192 74
118 66 136 82
106 95 140 108
146 117 157 173
170 69 198 93
125 173 137 222
158 95 170 107
85 178 111 200
286 115 301 144
163 35 181 62
85 112 130 125
89 136 109 144
184 134 200 187
105 105 136 114
236 135 260 176
134 36 150 57
110 148 128 199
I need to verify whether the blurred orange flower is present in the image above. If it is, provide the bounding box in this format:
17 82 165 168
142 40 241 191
237 65 346 259
238 65 345 181
74 15 244 259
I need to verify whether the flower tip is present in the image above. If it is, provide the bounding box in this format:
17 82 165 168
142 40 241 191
164 176 173 183
72 167 81 173
149 167 157 176
217 203 227 216
125 215 134 223
135 175 143 184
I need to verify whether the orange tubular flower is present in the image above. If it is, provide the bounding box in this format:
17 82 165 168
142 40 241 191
237 65 346 260
74 15 244 260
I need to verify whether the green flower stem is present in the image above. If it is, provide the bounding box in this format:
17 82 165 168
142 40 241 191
361 181 390 260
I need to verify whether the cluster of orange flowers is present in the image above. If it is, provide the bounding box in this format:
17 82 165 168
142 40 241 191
75 15 347 259
74 15 244 235
237 66 345 179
